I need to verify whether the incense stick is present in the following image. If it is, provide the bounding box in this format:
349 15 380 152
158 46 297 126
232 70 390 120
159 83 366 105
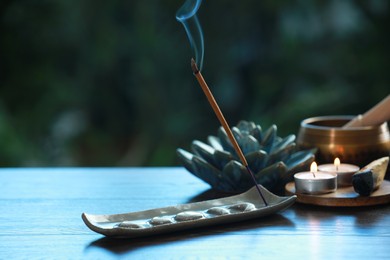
191 58 268 206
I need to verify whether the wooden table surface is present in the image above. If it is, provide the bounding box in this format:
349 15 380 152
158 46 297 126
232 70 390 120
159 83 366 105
1 167 390 259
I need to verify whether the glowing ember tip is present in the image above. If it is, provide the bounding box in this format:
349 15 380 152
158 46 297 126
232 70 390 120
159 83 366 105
191 58 199 74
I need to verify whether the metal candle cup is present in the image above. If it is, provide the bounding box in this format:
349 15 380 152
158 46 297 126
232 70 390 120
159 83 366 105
318 159 359 187
294 162 337 194
294 172 337 195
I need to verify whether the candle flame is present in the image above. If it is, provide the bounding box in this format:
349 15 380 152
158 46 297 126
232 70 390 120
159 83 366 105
310 162 317 177
334 157 340 171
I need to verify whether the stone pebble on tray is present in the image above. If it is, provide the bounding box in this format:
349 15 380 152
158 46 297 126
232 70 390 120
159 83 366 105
228 202 256 212
116 221 144 229
206 206 230 215
174 211 205 221
149 216 174 226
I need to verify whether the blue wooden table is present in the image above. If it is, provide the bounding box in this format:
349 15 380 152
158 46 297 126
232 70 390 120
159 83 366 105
1 167 390 259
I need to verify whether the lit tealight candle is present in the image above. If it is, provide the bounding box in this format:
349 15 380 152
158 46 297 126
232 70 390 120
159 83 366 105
318 158 360 187
294 162 337 195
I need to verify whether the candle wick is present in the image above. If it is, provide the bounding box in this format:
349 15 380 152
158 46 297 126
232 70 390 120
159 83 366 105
312 172 316 178
336 165 338 171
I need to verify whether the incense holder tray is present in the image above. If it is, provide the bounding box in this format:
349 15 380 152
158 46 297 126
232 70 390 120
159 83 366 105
82 185 296 238
177 120 316 194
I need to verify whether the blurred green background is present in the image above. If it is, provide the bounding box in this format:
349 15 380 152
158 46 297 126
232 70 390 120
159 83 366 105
0 0 388 166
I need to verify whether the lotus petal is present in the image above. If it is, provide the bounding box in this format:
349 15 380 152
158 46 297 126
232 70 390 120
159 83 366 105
246 150 268 173
217 127 235 155
270 134 296 154
261 125 277 153
231 127 243 145
251 124 263 142
231 127 261 155
241 135 261 155
191 140 217 168
176 148 195 173
207 135 223 151
285 149 316 170
222 161 245 184
267 143 296 165
271 136 283 148
191 155 221 188
255 162 287 192
213 149 234 170
221 161 248 191
236 120 256 135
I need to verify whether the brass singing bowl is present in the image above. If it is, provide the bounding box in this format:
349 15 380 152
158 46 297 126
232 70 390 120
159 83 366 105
297 116 390 167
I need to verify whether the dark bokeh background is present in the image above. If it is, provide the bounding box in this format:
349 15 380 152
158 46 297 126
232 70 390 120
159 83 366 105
0 0 388 166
